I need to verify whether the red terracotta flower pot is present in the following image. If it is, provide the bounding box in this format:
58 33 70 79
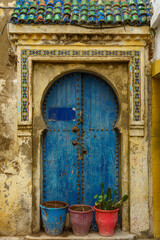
94 206 119 236
69 204 93 236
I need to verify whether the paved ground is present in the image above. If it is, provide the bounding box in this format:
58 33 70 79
0 228 159 240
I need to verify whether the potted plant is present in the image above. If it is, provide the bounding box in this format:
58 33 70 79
40 201 68 236
69 204 93 236
94 183 128 236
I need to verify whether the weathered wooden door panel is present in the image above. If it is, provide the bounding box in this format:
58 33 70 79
82 74 119 205
42 72 119 206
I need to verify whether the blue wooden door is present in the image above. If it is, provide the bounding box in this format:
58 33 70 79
42 72 119 206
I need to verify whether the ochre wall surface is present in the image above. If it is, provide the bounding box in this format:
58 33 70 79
152 78 160 238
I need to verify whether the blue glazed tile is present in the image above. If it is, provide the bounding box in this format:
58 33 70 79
10 0 152 26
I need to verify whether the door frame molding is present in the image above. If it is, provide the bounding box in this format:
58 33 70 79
16 46 147 234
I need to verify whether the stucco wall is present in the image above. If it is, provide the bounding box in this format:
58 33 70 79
152 79 160 238
0 1 153 237
0 0 32 236
151 0 160 237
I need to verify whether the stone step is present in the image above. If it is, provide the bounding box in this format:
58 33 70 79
25 229 136 240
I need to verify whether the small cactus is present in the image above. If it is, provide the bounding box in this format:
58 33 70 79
94 183 128 210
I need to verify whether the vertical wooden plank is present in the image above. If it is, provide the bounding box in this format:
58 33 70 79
42 72 120 208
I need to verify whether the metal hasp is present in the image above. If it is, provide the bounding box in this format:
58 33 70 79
42 72 119 207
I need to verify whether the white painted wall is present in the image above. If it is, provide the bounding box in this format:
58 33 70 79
151 0 159 10
151 0 160 61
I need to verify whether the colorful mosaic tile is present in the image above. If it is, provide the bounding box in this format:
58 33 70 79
21 49 141 121
11 0 152 26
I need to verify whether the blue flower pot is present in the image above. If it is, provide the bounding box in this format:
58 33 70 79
40 201 68 236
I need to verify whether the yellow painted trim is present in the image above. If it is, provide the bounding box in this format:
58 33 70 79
152 60 160 78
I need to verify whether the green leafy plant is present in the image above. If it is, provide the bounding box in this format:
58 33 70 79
94 182 128 210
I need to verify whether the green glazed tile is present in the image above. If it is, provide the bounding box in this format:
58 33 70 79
80 15 87 21
12 14 18 18
123 13 131 21
131 10 138 15
64 0 70 5
37 9 45 14
23 2 29 7
106 10 112 15
139 9 146 15
106 14 114 22
98 9 104 14
30 2 37 9
138 5 145 10
28 14 35 21
141 16 147 22
30 8 36 14
54 14 61 21
46 13 53 21
106 6 112 11
14 9 20 14
113 9 121 15
21 8 28 14
89 10 96 16
128 0 135 5
73 6 79 10
72 14 79 21
81 0 88 6
104 1 111 6
19 14 26 20
113 3 120 7
89 0 96 6
131 14 139 21
81 5 88 10
46 7 53 13
55 2 62 8
38 5 45 11
97 0 103 6
64 9 71 14
54 8 61 14
15 3 21 9
72 0 79 6
64 4 71 9
121 1 127 7
137 0 144 5
81 10 88 15
48 0 54 5
115 15 121 22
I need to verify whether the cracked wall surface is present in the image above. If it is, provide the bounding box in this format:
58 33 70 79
0 0 32 236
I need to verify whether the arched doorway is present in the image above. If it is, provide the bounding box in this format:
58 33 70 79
42 72 120 207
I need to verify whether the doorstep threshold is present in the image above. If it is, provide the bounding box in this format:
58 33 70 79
25 228 136 240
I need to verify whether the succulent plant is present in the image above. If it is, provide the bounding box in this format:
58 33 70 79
94 182 128 210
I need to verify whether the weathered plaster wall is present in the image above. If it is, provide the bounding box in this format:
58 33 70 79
0 3 153 236
0 0 32 236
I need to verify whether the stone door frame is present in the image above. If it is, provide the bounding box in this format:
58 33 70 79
15 44 146 234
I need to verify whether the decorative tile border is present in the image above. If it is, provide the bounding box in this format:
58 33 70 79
21 49 141 121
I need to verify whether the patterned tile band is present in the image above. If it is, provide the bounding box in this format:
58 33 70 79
21 49 141 121
11 0 152 26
